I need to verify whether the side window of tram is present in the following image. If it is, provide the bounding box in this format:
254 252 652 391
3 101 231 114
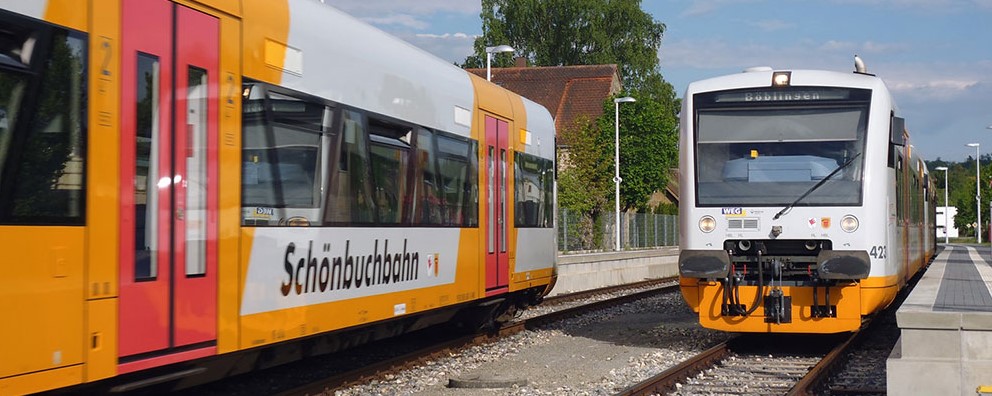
514 152 554 228
134 53 159 279
414 128 444 225
368 119 411 224
896 156 905 219
0 28 86 224
241 87 329 226
436 135 479 227
327 109 376 224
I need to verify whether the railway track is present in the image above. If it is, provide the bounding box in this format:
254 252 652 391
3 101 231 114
284 278 679 395
615 333 846 396
185 277 680 396
617 266 925 396
797 259 925 396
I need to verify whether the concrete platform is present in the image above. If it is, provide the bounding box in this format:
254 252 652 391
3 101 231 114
888 245 992 396
549 247 679 296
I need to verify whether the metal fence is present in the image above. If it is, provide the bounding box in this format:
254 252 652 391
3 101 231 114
557 208 679 253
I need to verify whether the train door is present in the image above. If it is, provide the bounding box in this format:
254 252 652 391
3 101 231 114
484 115 510 295
118 0 219 371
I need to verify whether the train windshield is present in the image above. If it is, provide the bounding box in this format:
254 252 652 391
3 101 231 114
694 96 869 207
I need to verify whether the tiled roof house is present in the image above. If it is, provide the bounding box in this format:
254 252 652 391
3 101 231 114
467 62 621 146
468 62 679 206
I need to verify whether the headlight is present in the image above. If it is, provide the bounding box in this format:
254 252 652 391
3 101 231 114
841 215 859 232
699 216 716 233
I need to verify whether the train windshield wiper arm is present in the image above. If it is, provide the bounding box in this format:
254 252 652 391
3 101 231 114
773 152 862 220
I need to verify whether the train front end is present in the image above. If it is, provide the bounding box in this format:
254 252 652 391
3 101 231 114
677 69 905 333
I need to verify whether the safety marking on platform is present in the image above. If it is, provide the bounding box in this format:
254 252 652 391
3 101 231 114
965 246 992 303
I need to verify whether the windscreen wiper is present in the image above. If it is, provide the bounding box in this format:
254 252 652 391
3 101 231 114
773 152 862 220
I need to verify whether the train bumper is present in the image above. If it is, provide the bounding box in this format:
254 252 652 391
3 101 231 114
696 282 863 333
679 250 731 278
817 250 870 279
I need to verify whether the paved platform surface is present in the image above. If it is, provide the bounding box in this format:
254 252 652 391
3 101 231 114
888 244 992 396
934 246 992 312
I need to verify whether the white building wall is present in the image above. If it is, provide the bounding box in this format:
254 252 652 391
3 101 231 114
936 206 959 239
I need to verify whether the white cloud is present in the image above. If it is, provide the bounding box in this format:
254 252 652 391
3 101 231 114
661 38 990 102
827 0 992 13
332 1 480 16
680 0 760 17
879 60 991 102
818 40 910 54
897 81 992 161
395 31 477 64
747 19 796 31
362 14 431 30
861 41 911 53
416 32 474 40
888 79 980 98
661 38 847 71
661 37 917 72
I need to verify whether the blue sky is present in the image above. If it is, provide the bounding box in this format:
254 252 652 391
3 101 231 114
333 0 992 163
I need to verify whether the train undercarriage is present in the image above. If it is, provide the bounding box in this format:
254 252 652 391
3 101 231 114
680 239 870 329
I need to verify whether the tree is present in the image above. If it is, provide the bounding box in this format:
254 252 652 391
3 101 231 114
557 116 613 248
599 87 679 211
926 158 990 238
464 0 681 215
463 0 666 92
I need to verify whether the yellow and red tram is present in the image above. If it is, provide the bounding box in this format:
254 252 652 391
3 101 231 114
0 1 557 394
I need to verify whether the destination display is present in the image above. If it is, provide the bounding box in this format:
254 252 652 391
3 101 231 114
715 89 851 103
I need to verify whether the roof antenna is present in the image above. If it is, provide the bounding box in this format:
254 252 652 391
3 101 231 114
854 54 868 74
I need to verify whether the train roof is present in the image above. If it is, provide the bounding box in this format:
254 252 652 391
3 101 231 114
686 68 893 97
243 1 553 142
267 1 476 136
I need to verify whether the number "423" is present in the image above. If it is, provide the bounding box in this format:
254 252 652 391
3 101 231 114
869 245 887 259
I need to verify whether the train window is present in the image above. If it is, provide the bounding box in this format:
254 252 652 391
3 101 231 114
185 67 208 276
0 27 87 224
368 119 411 224
514 152 554 228
413 128 443 225
500 149 507 252
896 156 905 219
269 91 324 132
487 145 494 252
239 83 481 228
134 53 160 280
241 85 328 226
328 109 375 223
437 135 478 226
0 77 25 196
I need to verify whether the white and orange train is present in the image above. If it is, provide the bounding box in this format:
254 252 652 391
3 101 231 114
677 64 936 333
0 1 557 394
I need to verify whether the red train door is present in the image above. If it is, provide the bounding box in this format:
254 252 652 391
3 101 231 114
485 115 510 295
119 0 219 372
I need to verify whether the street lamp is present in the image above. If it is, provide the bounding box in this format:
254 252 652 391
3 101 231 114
935 166 949 244
986 126 992 246
613 96 636 251
485 45 514 81
967 143 981 243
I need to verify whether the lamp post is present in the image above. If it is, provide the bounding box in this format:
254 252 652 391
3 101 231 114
935 166 949 244
613 96 636 251
485 45 514 81
987 126 992 246
967 143 981 243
